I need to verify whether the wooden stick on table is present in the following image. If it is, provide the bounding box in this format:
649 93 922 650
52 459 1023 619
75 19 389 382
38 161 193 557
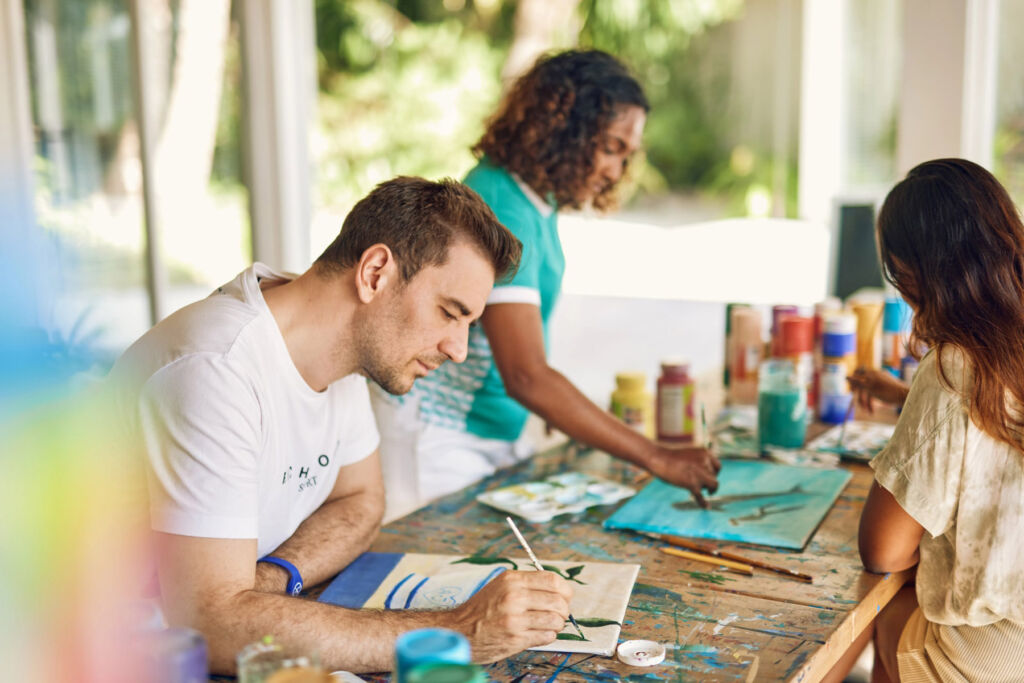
659 545 754 575
658 534 814 583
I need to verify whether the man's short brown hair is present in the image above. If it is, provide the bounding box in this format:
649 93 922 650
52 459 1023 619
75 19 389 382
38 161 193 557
315 176 521 283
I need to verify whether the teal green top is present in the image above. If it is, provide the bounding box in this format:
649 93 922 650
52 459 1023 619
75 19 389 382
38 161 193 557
402 159 565 440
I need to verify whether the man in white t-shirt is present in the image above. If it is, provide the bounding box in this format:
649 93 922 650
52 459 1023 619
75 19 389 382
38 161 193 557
109 177 573 674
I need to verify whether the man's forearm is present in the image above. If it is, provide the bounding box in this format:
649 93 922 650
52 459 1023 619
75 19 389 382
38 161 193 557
255 490 383 592
198 590 459 674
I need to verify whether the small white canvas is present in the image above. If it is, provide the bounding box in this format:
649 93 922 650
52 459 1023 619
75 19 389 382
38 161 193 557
319 552 640 656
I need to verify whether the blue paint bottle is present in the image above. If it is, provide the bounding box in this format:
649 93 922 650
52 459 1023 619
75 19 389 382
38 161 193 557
757 359 809 449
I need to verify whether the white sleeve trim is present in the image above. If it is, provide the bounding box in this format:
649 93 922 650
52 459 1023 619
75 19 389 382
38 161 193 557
150 507 258 539
487 286 541 306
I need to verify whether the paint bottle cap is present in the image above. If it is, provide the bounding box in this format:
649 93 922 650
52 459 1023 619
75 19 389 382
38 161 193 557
659 358 690 375
823 312 857 335
770 304 799 332
730 306 763 339
614 372 647 391
777 316 814 355
394 629 471 683
616 640 666 667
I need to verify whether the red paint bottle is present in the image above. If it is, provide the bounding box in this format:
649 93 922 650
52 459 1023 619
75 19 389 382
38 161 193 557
656 359 695 443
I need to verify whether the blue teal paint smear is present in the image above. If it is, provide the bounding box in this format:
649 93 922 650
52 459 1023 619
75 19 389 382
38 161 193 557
603 460 851 550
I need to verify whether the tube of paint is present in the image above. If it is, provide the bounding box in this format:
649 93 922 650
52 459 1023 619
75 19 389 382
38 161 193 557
851 301 884 370
728 307 764 405
882 297 912 372
818 362 853 424
813 298 843 414
822 313 858 379
777 316 815 408
770 305 799 357
723 302 749 390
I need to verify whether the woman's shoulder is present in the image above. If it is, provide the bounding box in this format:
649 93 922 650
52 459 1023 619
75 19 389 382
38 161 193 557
917 345 971 395
463 159 516 194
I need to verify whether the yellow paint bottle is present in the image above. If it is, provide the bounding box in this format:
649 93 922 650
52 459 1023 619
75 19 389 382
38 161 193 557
610 372 653 438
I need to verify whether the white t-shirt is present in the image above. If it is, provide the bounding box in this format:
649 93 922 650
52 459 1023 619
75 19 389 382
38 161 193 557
871 347 1024 626
109 263 380 557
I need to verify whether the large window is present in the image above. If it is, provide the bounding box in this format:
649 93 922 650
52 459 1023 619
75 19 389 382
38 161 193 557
23 0 249 358
994 0 1024 206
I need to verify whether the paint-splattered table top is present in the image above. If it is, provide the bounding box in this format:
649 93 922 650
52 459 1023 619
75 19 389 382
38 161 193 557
360 442 909 682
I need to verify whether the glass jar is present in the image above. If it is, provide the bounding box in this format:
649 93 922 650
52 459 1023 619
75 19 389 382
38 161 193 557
757 359 809 449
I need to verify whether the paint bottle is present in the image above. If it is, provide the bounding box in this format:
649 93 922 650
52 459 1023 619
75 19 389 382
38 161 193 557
812 298 843 411
611 372 653 437
722 302 749 390
656 359 695 443
777 316 815 408
851 301 884 370
822 312 858 380
757 359 809 449
770 305 799 357
818 362 853 424
728 307 764 405
882 297 912 372
394 629 471 683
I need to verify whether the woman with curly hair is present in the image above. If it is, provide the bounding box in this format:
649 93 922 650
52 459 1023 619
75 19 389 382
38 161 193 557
372 49 720 519
858 158 1024 681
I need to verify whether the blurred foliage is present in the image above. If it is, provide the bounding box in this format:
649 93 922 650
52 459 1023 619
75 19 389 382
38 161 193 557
577 0 744 190
313 0 508 211
312 0 802 217
994 112 1024 206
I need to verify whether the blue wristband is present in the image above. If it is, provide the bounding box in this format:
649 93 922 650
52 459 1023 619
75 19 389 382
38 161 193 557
258 556 303 596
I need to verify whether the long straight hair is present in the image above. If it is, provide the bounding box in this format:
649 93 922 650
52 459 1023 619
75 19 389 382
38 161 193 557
877 158 1024 448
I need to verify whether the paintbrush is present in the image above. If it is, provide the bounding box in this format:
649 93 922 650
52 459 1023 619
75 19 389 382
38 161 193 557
701 402 711 451
836 397 856 452
701 402 715 508
657 534 813 583
505 516 585 639
658 545 753 575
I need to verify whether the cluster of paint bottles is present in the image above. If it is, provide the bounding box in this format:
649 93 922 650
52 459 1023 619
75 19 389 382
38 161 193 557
610 360 696 443
724 296 915 447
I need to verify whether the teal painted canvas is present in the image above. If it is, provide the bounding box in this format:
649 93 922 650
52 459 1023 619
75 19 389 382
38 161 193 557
603 460 852 550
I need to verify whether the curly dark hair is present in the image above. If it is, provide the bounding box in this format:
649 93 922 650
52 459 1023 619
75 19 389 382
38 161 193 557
473 49 649 211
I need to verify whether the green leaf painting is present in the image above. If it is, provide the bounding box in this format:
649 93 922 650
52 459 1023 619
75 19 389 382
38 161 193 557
555 633 589 641
542 564 588 584
451 556 519 570
573 618 621 628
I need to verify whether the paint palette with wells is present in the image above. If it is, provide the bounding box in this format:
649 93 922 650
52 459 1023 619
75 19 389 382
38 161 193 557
476 472 636 523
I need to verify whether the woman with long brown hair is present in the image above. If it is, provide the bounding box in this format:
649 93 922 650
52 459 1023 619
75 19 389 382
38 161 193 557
371 50 720 520
859 158 1024 681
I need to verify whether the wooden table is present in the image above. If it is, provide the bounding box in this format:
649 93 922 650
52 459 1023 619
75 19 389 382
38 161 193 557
361 441 910 682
